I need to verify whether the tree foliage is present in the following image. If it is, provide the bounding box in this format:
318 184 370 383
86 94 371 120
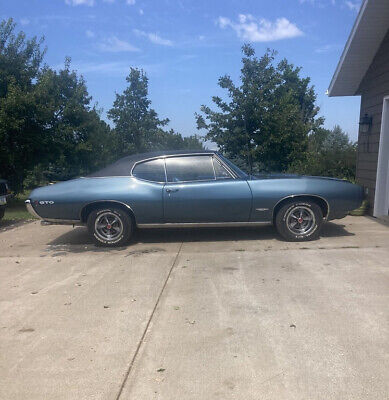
196 44 323 173
289 125 357 181
0 19 116 189
0 20 203 191
108 67 203 156
0 18 46 190
32 61 114 181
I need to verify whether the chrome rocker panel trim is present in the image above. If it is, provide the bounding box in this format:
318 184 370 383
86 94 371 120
137 221 272 229
41 219 83 226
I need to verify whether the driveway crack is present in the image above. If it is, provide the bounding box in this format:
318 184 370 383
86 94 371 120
115 242 184 400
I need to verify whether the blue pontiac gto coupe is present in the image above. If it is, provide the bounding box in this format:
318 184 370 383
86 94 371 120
26 150 364 246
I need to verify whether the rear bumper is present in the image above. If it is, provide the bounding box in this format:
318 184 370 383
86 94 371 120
0 194 12 206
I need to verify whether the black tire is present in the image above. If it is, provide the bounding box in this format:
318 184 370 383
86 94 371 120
275 200 323 242
87 207 133 247
0 207 4 220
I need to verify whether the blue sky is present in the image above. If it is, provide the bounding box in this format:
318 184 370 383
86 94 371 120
2 0 362 141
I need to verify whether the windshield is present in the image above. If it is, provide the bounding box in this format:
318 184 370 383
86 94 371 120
217 154 249 179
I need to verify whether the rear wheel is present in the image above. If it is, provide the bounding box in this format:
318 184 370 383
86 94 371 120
87 207 133 247
275 200 323 241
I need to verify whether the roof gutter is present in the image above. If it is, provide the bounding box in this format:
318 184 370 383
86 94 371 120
327 0 369 97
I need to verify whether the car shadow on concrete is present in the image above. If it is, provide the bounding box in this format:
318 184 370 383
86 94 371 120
46 221 354 253
0 219 34 232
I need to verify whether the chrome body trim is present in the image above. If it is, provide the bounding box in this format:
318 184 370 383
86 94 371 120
130 153 237 184
137 221 272 229
256 208 269 211
130 152 216 177
25 199 42 219
79 200 136 221
272 194 330 221
213 154 239 179
41 219 83 226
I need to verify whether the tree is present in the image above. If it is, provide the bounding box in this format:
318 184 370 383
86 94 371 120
152 129 204 151
0 18 46 190
196 44 323 173
32 60 114 182
108 68 169 155
290 125 357 180
108 67 204 155
0 19 115 190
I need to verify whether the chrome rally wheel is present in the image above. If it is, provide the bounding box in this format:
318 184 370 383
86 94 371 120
275 200 323 242
87 207 133 247
94 211 124 243
285 206 316 236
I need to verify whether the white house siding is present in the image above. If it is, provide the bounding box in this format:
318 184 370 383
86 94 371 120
357 29 389 213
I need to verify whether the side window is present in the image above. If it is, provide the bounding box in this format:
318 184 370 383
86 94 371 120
213 158 232 179
166 156 215 182
132 159 166 182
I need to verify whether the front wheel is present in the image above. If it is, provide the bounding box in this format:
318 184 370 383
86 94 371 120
87 207 133 247
275 201 323 242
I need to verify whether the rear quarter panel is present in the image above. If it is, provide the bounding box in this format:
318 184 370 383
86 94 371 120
248 177 364 222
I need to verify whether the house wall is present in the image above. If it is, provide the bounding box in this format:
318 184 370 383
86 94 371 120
357 29 389 213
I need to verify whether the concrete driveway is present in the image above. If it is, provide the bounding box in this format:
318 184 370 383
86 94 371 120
0 216 388 400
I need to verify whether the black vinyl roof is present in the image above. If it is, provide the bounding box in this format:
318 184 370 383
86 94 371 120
88 150 216 177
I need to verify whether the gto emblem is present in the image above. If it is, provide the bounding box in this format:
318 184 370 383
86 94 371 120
39 200 55 205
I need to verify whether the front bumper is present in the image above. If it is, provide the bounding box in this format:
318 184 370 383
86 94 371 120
0 194 12 206
25 199 42 219
25 199 82 225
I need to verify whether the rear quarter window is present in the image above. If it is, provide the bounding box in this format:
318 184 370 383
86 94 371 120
132 159 166 182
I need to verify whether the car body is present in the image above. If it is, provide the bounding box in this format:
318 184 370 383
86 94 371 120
0 179 12 220
26 150 364 245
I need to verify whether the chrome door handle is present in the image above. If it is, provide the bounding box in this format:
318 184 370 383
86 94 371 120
166 188 179 193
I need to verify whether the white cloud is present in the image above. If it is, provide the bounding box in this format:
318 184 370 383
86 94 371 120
315 43 340 53
217 14 303 42
126 0 136 5
20 18 30 26
345 1 361 11
86 29 95 38
299 0 337 6
66 61 164 77
139 8 144 15
70 61 129 75
99 36 140 52
133 29 173 46
65 0 94 6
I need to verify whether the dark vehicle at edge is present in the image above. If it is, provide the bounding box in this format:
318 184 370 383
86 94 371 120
0 179 12 220
25 150 364 246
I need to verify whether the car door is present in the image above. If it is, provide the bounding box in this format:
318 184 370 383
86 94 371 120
131 158 166 224
163 155 252 223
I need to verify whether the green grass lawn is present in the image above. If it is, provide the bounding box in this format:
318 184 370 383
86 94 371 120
3 193 36 221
